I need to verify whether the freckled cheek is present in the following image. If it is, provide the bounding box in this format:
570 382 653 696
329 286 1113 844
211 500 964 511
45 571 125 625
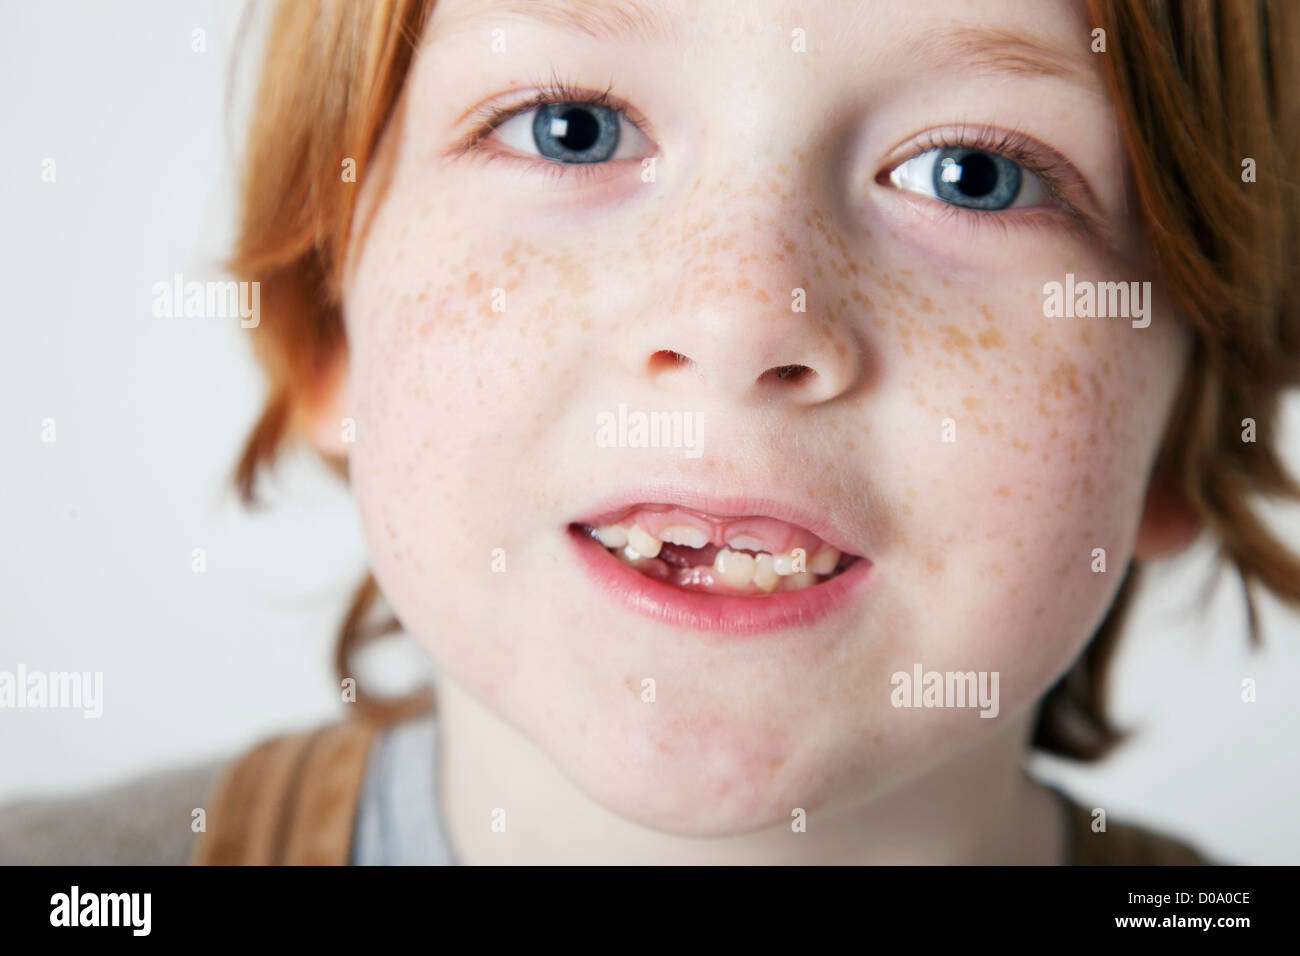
890 329 1151 592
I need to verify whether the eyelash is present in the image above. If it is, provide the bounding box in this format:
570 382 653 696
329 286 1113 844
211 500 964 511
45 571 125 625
886 125 1098 234
451 86 1096 232
449 75 652 183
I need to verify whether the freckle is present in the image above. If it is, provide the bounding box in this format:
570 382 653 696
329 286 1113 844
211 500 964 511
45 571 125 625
979 305 995 322
996 486 1010 497
962 395 981 410
1052 361 1082 395
977 423 988 434
917 296 933 312
977 329 1005 349
1082 474 1094 495
938 325 975 354
466 272 483 295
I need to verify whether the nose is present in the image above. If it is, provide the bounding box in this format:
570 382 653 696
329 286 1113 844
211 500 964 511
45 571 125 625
626 200 866 407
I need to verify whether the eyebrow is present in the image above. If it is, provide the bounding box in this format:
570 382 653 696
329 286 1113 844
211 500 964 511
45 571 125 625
918 25 1106 93
427 0 681 45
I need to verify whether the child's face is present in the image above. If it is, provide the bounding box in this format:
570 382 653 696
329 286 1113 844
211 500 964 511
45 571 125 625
337 0 1192 834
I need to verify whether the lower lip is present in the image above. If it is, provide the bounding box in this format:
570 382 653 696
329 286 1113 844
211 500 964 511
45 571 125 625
566 527 875 635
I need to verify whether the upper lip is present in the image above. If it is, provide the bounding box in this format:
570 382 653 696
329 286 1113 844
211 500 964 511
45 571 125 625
569 483 870 558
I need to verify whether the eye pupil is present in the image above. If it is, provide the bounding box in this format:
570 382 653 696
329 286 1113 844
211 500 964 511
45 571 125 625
931 147 1021 210
950 152 998 198
553 107 599 151
533 102 620 163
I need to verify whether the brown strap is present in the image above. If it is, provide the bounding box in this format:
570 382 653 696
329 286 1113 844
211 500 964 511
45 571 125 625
192 719 381 866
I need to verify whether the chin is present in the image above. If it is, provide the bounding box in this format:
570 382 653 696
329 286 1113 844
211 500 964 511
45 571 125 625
545 716 828 838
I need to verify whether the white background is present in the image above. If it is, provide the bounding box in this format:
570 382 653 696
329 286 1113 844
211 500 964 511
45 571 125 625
2 0 1298 864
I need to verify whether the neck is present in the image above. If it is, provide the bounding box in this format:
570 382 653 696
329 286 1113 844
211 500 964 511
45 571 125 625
437 678 1067 865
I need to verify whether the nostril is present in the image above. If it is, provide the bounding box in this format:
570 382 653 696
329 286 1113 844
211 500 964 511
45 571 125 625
763 364 815 384
648 350 693 372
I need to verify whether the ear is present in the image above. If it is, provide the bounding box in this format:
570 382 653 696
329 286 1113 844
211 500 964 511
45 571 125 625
297 345 351 461
1133 465 1202 559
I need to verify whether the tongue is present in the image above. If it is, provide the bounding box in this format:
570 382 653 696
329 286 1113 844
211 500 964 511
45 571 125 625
657 542 721 568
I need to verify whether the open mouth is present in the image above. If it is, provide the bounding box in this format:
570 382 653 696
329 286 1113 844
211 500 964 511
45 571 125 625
570 504 863 596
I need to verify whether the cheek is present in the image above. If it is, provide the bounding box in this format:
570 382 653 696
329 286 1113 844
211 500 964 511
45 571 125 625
340 196 628 700
867 276 1185 698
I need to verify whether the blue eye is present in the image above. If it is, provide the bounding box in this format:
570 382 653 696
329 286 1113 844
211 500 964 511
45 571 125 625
492 101 650 165
889 146 1047 211
532 103 619 163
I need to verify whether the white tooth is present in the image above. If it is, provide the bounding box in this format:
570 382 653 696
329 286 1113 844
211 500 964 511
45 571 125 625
626 524 663 558
752 553 779 593
772 548 807 576
810 546 841 575
658 524 710 548
594 524 628 549
713 549 756 588
785 570 817 591
725 533 767 553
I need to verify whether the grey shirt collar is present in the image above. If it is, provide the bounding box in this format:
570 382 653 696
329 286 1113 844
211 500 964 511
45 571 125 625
351 713 458 865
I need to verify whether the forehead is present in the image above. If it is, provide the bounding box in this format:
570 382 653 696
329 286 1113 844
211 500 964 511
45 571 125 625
422 0 1102 95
